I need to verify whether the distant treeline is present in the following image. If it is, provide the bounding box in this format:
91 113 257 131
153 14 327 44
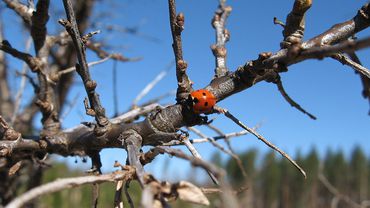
36 147 369 208
215 146 370 208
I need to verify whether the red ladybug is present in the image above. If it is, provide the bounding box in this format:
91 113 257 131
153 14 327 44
189 89 217 114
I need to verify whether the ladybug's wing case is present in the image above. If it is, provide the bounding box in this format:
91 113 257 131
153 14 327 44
190 89 217 114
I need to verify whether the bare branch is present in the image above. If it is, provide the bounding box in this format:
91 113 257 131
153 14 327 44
187 127 247 178
181 135 219 185
153 146 224 180
206 123 235 156
347 52 370 115
112 60 119 116
265 3 370 65
211 0 232 77
281 0 312 48
0 41 43 72
275 76 317 120
3 0 33 25
60 0 109 130
0 115 21 141
331 53 370 79
216 107 306 178
5 168 135 208
168 0 193 102
86 41 141 62
318 169 362 208
301 36 370 62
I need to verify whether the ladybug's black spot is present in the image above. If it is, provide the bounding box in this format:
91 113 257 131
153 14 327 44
204 102 208 106
193 97 199 103
202 92 206 96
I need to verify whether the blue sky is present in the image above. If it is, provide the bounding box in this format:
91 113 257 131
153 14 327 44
2 0 370 180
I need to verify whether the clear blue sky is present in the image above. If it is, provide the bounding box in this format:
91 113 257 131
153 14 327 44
2 0 370 179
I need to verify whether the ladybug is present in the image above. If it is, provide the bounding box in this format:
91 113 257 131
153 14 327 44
189 89 217 114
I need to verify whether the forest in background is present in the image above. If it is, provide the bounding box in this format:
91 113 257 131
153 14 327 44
32 146 369 208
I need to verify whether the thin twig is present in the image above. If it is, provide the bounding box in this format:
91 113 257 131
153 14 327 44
181 136 219 185
207 123 235 157
318 165 362 208
86 41 141 62
331 53 370 79
217 107 306 178
187 127 247 178
3 0 32 25
162 130 250 146
5 169 135 208
275 76 317 120
0 41 43 72
154 146 224 180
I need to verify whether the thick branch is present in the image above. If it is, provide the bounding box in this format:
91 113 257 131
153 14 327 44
0 2 369 167
266 3 370 65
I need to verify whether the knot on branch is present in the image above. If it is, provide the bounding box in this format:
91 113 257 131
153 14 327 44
28 57 44 73
148 109 176 133
86 80 97 90
211 45 227 58
286 39 303 59
358 3 370 21
176 60 188 72
35 99 53 114
224 28 230 42
0 116 20 141
281 33 303 49
49 73 60 83
4 129 21 141
83 97 96 116
176 13 185 29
